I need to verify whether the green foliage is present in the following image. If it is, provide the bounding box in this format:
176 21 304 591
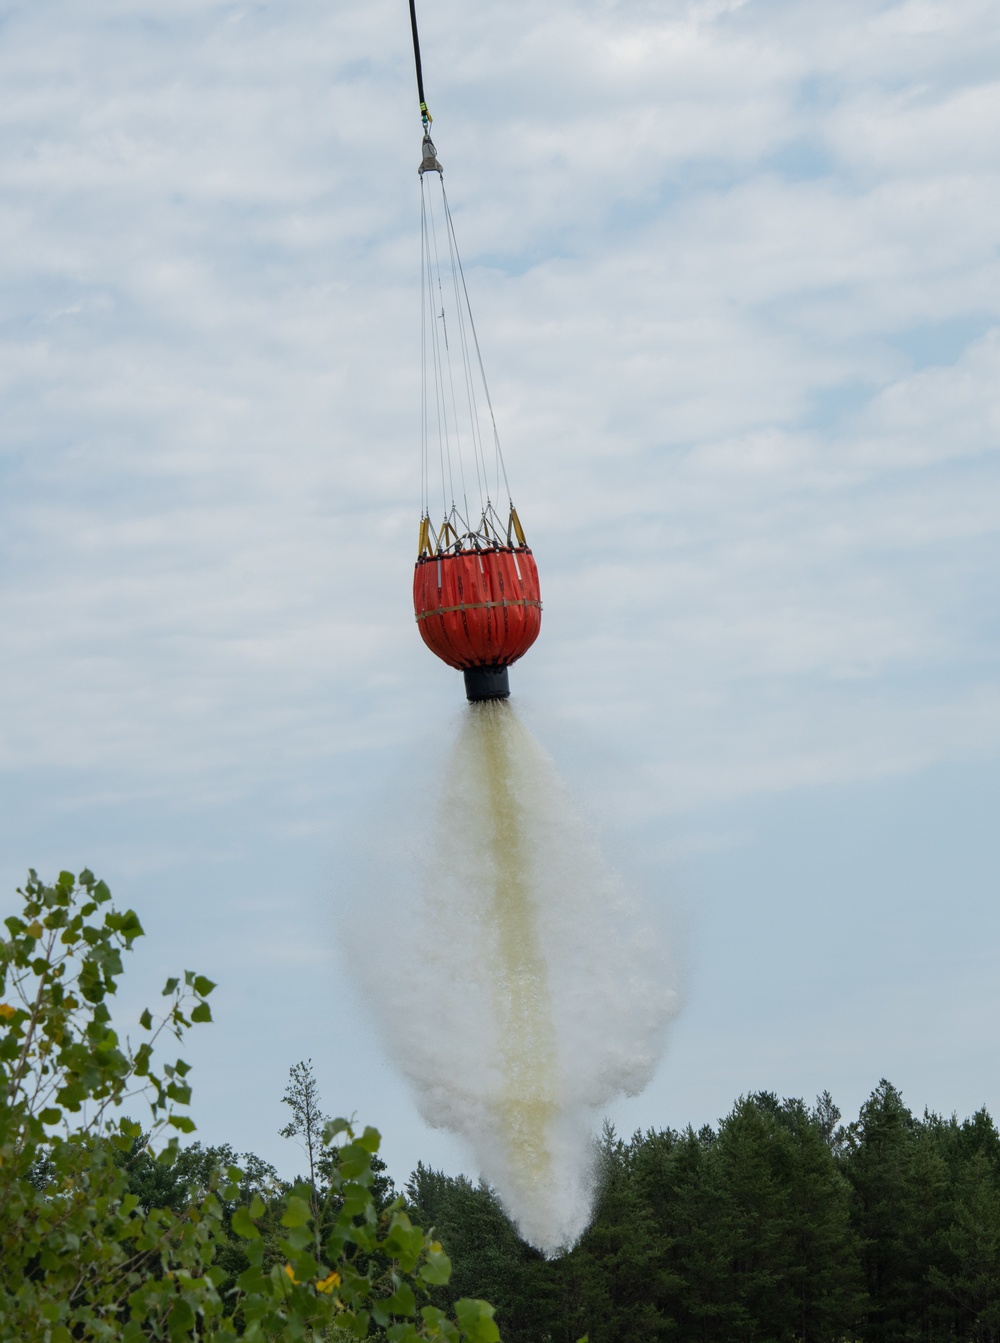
842 1081 1000 1343
0 868 500 1342
9 867 1000 1343
407 1165 554 1339
410 1088 1000 1343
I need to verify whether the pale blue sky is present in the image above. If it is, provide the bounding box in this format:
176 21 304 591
1 0 999 1184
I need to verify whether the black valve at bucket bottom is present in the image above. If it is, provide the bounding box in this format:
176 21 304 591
463 665 510 701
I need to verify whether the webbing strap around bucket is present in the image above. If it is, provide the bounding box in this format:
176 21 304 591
415 599 542 622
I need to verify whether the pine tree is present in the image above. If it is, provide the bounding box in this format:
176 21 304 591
405 1165 555 1343
565 1125 678 1343
843 1079 924 1343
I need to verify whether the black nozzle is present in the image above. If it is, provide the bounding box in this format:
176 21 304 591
463 665 510 701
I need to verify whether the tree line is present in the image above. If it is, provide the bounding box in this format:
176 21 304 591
4 867 1000 1342
126 1068 1000 1343
406 1084 1000 1343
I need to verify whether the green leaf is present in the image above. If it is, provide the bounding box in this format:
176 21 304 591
455 1299 501 1343
280 1224 313 1252
416 1310 459 1343
139 1008 153 1030
323 1226 349 1261
115 909 144 943
340 1182 372 1217
249 1193 265 1218
190 1001 212 1023
193 975 216 996
343 1311 371 1340
168 1114 196 1133
292 1250 320 1283
339 1143 371 1179
167 1296 195 1339
232 1206 261 1240
281 1195 312 1228
387 1326 422 1343
356 1125 381 1154
39 1107 62 1125
382 1213 424 1271
419 1245 452 1286
163 977 179 995
237 1261 268 1292
384 1283 417 1317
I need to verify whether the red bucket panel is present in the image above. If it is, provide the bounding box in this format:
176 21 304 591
413 548 542 670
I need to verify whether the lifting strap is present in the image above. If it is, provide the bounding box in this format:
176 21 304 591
408 0 432 126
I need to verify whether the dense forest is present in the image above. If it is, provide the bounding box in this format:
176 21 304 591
5 870 1000 1342
407 1084 1000 1343
106 1076 1000 1343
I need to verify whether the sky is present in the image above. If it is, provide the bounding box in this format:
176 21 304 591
2 0 999 1187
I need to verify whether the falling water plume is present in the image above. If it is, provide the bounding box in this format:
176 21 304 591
351 701 681 1255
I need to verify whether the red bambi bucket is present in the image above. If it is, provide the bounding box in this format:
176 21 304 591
413 547 542 671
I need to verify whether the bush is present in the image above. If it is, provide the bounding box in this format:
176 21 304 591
0 868 500 1342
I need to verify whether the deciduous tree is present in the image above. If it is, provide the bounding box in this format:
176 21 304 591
0 868 501 1342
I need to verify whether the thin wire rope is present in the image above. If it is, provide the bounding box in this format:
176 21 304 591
419 180 428 519
419 163 516 542
422 178 454 516
409 0 517 544
427 182 473 528
439 175 489 517
426 178 473 524
441 179 512 507
421 182 446 515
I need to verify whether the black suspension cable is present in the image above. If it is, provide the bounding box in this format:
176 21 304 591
408 0 431 126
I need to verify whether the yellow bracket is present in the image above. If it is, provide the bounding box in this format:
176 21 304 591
509 506 527 548
418 515 435 558
438 519 459 550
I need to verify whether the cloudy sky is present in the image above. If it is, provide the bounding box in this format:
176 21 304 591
2 0 999 1182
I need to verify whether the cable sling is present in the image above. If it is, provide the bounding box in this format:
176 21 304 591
407 0 541 700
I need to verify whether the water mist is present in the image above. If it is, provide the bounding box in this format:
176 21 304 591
351 701 680 1255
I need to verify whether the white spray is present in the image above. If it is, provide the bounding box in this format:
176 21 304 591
352 701 680 1254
